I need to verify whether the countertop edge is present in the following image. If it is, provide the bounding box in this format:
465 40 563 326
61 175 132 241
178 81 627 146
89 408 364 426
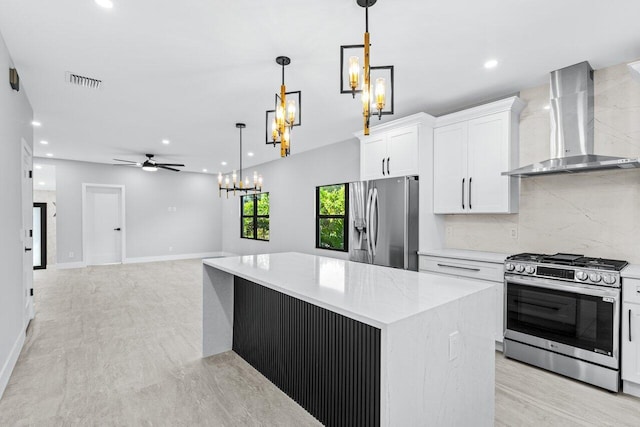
622 264 640 279
418 248 508 264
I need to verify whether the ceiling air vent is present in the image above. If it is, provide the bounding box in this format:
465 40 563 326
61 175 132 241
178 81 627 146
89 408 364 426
66 72 102 89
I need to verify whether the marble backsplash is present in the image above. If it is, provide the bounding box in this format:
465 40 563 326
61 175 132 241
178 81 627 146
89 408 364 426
445 61 640 263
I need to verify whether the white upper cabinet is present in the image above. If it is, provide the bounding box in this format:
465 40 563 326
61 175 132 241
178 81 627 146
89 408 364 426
357 113 434 181
433 97 525 214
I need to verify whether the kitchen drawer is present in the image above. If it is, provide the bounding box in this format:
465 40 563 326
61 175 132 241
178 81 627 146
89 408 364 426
624 277 640 304
419 255 504 283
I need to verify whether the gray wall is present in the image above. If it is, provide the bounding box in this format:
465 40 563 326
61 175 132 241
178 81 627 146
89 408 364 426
221 138 360 259
35 158 223 264
0 31 33 397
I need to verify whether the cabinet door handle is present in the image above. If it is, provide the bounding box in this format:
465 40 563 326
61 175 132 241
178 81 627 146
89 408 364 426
461 178 465 210
382 158 386 176
469 177 473 210
437 263 481 272
630 309 633 342
387 157 390 175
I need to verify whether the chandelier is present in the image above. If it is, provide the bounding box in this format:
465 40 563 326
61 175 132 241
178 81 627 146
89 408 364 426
218 123 263 198
340 0 394 135
265 56 302 157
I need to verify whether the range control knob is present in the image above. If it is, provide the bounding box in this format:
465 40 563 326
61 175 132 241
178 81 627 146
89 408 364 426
603 275 616 285
589 273 602 283
505 263 515 272
516 264 525 273
525 265 535 274
576 271 588 281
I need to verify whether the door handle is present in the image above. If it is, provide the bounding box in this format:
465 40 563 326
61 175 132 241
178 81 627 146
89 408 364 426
461 178 465 209
469 177 472 210
24 247 32 252
114 228 121 231
630 309 633 342
387 157 390 175
382 158 386 176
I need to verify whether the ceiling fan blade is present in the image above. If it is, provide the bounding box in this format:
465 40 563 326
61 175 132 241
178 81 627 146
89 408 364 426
155 163 185 167
158 165 180 172
112 163 140 167
113 158 139 164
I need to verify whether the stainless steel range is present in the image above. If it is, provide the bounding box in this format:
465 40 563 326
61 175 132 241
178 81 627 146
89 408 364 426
503 253 628 392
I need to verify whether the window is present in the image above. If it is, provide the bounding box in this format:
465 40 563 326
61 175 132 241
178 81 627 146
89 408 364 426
316 184 349 251
241 193 270 241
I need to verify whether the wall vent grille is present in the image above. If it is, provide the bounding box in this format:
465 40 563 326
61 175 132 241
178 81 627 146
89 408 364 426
66 72 102 89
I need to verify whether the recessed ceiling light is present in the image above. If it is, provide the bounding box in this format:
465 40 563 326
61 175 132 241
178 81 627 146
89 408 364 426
162 139 170 145
38 182 46 186
221 161 227 166
34 164 42 169
247 152 254 157
95 0 114 9
40 140 49 145
543 104 551 110
484 59 499 69
31 121 41 127
202 168 208 173
46 153 53 157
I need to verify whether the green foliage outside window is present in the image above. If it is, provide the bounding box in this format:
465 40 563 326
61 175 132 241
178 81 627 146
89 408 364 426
241 193 269 241
316 184 348 251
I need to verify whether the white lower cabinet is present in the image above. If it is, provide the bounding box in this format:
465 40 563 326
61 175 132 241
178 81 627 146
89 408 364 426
419 250 506 348
622 276 640 397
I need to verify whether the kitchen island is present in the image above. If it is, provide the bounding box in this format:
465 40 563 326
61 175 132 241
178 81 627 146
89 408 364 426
203 252 495 426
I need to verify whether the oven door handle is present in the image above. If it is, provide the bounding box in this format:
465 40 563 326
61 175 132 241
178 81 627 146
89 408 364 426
505 275 620 299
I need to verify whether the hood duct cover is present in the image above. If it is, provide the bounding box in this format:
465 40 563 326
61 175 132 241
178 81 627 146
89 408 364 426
504 61 640 177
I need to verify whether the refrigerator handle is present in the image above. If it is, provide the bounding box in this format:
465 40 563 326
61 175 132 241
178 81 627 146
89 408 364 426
365 188 374 262
370 188 379 258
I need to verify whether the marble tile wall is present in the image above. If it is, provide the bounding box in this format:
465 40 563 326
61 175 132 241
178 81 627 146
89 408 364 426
445 61 640 263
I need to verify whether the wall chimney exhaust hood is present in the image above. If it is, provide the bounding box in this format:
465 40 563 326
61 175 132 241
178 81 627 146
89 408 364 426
503 61 640 177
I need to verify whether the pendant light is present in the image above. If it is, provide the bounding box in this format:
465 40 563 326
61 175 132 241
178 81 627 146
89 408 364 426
340 0 395 135
265 56 302 157
218 123 263 198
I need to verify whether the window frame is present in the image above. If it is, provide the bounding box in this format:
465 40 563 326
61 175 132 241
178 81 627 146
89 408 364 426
315 183 349 252
240 192 270 241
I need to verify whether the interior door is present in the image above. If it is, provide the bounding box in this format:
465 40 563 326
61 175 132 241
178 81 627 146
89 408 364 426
433 122 467 214
21 139 34 325
467 112 509 213
85 186 123 265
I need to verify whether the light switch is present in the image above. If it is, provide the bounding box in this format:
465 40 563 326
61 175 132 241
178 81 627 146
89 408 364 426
449 331 460 361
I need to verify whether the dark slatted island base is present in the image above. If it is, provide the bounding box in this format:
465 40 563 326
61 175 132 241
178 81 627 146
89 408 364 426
203 253 495 427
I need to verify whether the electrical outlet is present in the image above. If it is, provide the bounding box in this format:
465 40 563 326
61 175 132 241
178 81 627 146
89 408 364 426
510 226 518 240
69 251 74 258
449 331 460 361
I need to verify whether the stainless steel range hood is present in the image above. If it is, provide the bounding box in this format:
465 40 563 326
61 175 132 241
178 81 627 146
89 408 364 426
503 61 640 177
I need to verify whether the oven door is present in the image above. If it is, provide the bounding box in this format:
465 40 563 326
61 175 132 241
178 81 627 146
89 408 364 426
504 274 620 369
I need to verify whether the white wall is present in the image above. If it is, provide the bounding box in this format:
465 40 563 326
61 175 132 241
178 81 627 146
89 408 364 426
221 138 360 259
445 61 640 262
34 158 223 265
0 31 33 398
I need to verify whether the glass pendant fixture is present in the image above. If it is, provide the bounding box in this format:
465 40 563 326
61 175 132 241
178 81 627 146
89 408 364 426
265 56 302 157
218 123 263 198
340 0 395 135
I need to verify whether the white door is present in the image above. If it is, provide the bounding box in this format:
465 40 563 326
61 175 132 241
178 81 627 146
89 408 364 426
386 125 419 178
361 134 388 180
433 122 467 214
84 186 124 265
467 112 510 213
21 139 34 326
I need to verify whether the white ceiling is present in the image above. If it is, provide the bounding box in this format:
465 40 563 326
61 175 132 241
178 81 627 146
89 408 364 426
1 0 640 175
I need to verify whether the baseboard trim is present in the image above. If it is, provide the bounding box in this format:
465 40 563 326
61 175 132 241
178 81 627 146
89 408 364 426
56 261 86 270
0 330 25 400
623 380 640 398
124 251 236 264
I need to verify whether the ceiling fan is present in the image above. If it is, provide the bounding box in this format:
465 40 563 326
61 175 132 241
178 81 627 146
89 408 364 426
112 154 185 172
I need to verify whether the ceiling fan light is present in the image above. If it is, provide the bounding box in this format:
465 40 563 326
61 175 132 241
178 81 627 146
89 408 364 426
142 165 158 172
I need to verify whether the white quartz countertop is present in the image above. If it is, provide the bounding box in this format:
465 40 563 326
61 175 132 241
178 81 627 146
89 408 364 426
417 248 508 264
622 264 640 279
203 252 493 328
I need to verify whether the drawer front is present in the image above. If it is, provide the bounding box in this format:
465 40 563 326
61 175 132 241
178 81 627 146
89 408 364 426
419 255 504 283
624 277 640 304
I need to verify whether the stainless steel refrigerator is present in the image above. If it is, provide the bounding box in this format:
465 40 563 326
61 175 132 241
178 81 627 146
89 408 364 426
348 176 419 271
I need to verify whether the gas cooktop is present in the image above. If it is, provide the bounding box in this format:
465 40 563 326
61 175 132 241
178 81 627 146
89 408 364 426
506 252 628 272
